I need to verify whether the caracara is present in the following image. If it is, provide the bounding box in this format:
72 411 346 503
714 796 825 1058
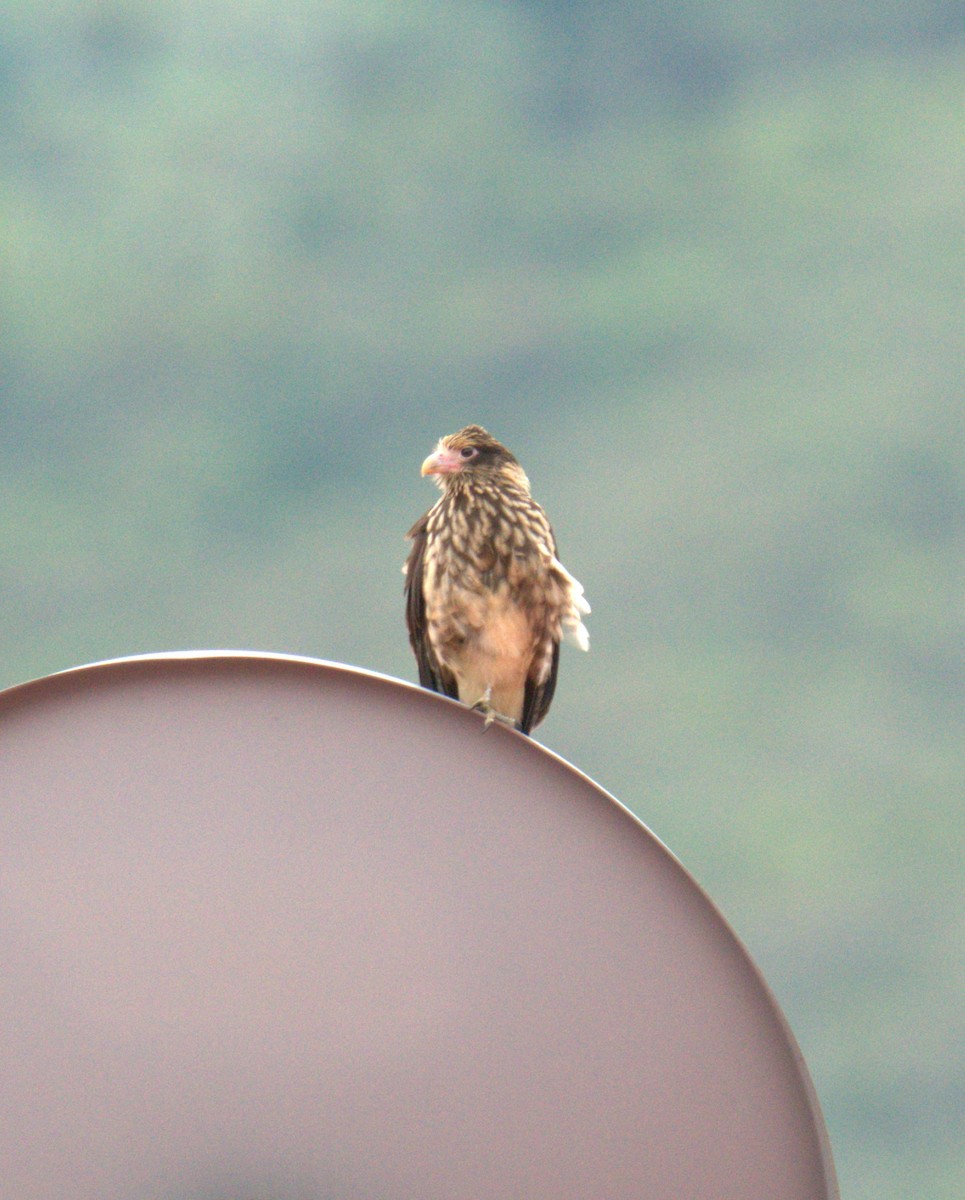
403 425 590 735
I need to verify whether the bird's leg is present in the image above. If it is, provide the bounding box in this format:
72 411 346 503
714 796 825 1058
471 686 517 731
472 685 496 726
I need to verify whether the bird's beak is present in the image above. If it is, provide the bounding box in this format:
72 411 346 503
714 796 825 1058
421 446 463 476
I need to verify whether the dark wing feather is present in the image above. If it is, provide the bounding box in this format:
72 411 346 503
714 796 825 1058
404 513 458 699
518 520 563 735
520 639 559 735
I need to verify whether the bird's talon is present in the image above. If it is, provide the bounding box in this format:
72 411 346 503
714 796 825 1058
472 696 516 731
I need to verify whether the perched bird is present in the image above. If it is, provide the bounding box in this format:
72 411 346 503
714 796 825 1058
403 425 590 735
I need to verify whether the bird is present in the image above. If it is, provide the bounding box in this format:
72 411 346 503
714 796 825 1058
403 425 589 735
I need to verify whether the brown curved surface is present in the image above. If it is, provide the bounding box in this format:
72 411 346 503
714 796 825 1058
0 653 837 1199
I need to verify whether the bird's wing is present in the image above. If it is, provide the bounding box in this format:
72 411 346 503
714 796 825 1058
404 513 459 700
520 639 560 735
517 515 563 736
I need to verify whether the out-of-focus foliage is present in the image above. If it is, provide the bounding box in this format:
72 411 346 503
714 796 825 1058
2 3 963 1197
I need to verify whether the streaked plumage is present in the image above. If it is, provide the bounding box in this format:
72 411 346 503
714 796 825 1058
403 425 589 734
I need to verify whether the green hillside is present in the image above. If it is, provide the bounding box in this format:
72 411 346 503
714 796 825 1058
3 3 963 1196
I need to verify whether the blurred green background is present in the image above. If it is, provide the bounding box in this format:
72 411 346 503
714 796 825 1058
3 1 963 1195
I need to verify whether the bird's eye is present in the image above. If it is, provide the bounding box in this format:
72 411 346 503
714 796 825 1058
459 447 478 459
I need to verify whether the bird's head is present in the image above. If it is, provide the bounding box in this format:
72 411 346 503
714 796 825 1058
421 426 530 492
